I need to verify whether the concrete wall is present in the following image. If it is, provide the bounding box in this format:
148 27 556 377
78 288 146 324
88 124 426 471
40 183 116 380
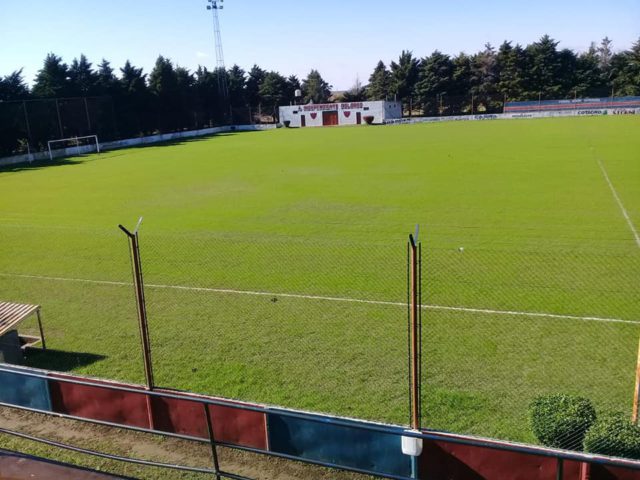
279 101 401 128
0 124 276 168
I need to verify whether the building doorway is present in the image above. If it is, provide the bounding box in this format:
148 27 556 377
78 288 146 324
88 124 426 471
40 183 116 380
356 112 362 125
322 111 339 126
300 115 306 127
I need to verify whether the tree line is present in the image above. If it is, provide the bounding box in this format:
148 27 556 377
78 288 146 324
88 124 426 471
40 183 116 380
358 35 640 114
0 53 332 130
0 34 638 144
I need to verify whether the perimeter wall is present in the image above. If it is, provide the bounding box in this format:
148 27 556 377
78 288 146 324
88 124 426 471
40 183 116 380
2 364 640 480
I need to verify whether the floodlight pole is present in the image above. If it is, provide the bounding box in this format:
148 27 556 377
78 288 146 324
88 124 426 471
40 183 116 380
408 229 422 430
206 0 229 101
119 219 155 429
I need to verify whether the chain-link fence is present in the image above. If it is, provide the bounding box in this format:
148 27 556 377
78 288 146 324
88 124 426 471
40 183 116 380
422 243 640 458
0 224 143 384
0 97 258 157
1 222 639 461
139 231 409 424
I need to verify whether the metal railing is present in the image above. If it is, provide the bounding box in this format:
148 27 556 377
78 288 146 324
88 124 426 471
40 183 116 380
4 365 640 480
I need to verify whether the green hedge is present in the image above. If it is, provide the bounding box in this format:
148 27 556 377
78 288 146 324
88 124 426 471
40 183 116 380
584 413 640 460
529 394 596 450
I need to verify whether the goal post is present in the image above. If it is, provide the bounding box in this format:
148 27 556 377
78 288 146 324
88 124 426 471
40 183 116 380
47 135 100 161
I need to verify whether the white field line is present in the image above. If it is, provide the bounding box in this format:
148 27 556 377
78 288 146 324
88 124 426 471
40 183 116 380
1 271 637 326
596 157 640 249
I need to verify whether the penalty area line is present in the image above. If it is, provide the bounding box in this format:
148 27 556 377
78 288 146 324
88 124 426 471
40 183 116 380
0 272 637 326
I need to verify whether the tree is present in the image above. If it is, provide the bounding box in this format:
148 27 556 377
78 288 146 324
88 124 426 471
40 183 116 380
120 61 147 95
284 75 302 105
366 61 391 100
148 56 178 98
246 64 266 110
496 42 527 100
32 53 70 98
194 65 224 125
339 76 367 102
471 43 498 96
618 38 640 95
415 50 454 114
389 50 419 105
597 37 614 70
525 35 562 99
175 66 196 128
609 42 640 97
451 52 473 95
574 43 605 97
95 59 120 96
148 56 180 131
302 69 332 104
68 54 97 96
227 64 246 108
557 48 578 97
0 69 29 101
119 60 149 135
259 71 288 119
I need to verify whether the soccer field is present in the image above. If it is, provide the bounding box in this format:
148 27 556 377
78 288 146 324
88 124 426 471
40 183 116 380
1 116 639 445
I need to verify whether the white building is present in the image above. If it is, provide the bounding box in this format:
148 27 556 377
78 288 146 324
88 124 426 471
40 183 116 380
279 101 402 128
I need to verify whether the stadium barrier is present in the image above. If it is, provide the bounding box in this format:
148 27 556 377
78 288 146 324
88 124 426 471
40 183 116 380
383 107 640 125
2 364 640 479
0 124 277 167
504 96 640 113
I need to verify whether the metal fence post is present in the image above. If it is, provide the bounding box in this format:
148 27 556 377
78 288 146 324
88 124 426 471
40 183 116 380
556 457 564 480
119 218 155 429
55 98 64 138
84 97 92 132
408 228 422 430
632 336 640 424
203 403 222 480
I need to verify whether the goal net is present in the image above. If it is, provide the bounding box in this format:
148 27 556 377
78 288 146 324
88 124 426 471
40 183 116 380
47 135 100 160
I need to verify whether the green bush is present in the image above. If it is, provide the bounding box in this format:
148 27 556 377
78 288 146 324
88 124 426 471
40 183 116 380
529 394 596 450
584 413 640 459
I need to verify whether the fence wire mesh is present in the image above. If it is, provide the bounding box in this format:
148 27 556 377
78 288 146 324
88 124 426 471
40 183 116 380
1 221 639 461
422 243 640 458
139 231 408 424
0 224 143 384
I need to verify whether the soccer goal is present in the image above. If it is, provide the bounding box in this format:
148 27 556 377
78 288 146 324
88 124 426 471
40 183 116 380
47 135 100 161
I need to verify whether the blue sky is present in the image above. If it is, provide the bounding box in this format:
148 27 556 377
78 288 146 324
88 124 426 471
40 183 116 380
1 0 638 90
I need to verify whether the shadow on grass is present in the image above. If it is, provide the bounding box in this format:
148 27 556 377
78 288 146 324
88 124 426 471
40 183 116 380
0 128 273 173
24 348 106 372
0 157 83 174
117 128 270 151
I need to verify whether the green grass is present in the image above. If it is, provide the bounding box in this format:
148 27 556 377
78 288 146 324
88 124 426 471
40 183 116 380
1 116 639 446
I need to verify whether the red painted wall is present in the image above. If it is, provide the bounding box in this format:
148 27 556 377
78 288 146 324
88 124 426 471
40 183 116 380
48 374 267 451
42 370 640 479
152 390 268 450
49 375 150 429
419 435 640 480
